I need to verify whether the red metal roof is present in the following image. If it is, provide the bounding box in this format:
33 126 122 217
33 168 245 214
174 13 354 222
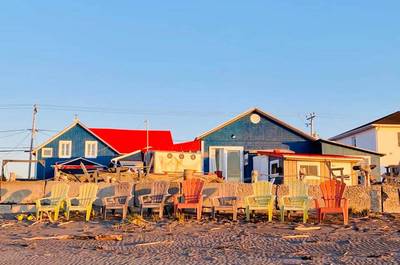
89 128 200 154
152 139 201 152
89 128 174 154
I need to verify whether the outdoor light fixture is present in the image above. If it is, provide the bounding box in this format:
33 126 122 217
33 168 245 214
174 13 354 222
231 134 236 139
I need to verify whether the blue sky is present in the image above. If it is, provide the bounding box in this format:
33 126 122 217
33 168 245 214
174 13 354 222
0 1 399 176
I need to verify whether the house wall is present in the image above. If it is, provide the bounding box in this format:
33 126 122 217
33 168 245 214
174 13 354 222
201 112 316 182
36 124 118 179
336 128 377 151
376 126 400 170
319 141 381 178
283 159 358 186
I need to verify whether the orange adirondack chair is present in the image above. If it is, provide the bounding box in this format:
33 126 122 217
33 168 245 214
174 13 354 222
315 180 349 225
174 178 205 221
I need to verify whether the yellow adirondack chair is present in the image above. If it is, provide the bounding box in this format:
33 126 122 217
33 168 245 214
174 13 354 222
36 182 70 221
245 181 275 222
280 179 311 223
66 183 98 221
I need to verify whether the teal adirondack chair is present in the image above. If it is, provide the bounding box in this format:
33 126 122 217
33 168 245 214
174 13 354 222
280 179 311 223
245 181 275 222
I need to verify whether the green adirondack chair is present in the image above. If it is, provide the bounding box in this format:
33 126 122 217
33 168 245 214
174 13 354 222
66 183 98 221
280 179 311 223
36 182 70 221
245 181 275 222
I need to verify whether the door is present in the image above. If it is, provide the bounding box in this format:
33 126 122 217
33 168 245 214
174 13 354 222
209 146 243 182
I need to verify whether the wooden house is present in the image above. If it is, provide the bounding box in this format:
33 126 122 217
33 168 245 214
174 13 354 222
254 150 364 186
33 119 198 179
196 108 383 182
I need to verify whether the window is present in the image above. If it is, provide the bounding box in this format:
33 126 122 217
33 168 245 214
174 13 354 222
398 132 400 147
298 162 320 178
85 141 98 158
59 140 72 158
41 148 53 158
351 136 357 147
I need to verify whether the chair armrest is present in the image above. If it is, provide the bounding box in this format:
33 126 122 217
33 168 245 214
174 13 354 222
211 196 238 207
102 195 130 206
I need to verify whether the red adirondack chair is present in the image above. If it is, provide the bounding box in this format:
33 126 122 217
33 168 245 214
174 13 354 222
174 178 205 221
314 180 349 225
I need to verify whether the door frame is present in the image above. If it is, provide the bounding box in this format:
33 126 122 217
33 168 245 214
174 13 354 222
209 146 244 182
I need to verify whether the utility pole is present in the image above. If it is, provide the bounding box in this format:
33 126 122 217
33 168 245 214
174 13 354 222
144 120 149 174
28 104 38 179
306 112 316 137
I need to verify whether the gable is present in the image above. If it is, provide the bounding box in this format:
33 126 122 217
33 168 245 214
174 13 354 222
201 112 315 152
36 123 118 159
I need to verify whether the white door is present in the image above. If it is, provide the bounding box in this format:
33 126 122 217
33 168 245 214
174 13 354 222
209 146 243 182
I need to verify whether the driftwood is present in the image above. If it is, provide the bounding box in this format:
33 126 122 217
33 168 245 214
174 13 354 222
282 234 310 239
134 240 174 247
295 226 321 231
23 234 123 241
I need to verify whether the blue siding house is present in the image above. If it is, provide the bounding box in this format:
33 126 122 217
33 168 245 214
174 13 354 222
33 120 119 179
33 119 177 179
196 108 383 182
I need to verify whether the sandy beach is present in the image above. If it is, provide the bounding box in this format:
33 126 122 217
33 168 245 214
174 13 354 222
0 212 399 265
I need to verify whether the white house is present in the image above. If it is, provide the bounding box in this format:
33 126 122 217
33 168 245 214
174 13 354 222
330 111 400 173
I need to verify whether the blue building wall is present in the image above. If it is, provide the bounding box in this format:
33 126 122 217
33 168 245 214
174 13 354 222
201 112 316 181
35 124 118 179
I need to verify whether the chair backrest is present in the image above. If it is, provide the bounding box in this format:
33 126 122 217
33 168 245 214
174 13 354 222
320 180 346 208
287 179 308 197
78 183 98 207
115 182 131 196
217 182 237 197
182 178 204 203
252 181 273 197
50 183 70 204
152 181 170 196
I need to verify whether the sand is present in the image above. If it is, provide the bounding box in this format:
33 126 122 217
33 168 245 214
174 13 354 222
0 212 399 265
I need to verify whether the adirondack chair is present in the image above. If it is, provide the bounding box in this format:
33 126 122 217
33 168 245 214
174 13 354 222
245 181 275 222
280 179 311 223
211 182 239 221
102 182 132 220
139 181 170 219
66 183 98 221
36 182 70 221
174 178 205 221
315 180 349 225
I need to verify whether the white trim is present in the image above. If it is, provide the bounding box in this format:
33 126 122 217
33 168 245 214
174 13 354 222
269 159 280 178
209 146 244 182
201 140 204 173
196 107 315 141
33 120 120 154
41 147 53 158
58 140 72 158
85 141 98 158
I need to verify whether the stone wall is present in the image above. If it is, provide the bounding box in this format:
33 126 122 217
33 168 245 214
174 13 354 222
1 181 400 214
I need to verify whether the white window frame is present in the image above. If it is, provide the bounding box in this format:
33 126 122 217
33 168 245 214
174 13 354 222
85 141 98 158
297 161 320 180
209 146 244 182
41 147 53 158
58 140 72 158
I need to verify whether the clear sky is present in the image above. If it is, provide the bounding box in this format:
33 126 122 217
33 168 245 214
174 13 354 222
0 1 399 176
